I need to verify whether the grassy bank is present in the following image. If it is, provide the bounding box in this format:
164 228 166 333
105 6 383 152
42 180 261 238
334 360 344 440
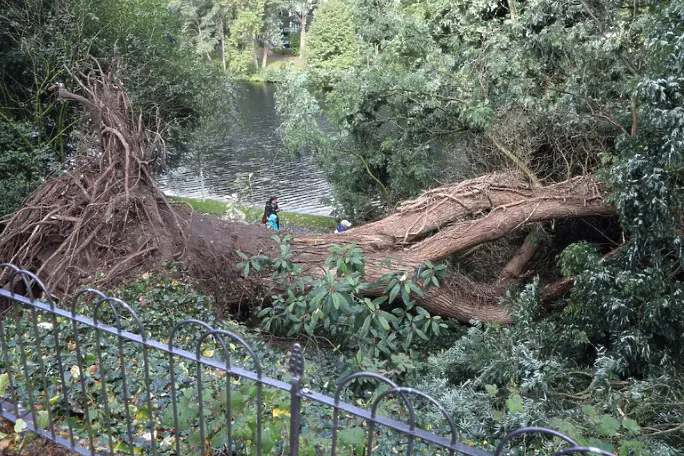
167 195 334 232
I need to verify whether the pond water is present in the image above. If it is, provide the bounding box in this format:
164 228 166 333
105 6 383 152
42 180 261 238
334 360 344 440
157 82 333 215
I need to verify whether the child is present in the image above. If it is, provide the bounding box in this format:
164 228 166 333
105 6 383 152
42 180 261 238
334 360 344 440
262 196 280 229
267 213 279 231
334 219 351 233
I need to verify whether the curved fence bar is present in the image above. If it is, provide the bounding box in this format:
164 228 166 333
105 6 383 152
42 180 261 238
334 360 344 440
0 264 627 455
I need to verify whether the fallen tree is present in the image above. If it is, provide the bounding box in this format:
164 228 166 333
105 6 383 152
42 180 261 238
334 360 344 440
0 67 616 323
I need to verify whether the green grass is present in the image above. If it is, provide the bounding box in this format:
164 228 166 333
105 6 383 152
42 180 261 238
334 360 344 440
168 196 229 216
167 195 335 232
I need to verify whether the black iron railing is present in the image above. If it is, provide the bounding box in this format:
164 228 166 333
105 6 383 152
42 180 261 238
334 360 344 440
0 263 611 455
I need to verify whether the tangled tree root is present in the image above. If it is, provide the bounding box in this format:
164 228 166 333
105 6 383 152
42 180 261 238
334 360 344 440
1 64 194 295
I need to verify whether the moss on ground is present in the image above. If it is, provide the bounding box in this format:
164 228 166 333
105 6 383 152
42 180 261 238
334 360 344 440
167 195 334 231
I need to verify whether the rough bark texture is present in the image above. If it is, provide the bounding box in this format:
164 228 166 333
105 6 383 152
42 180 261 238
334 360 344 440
287 175 614 323
262 42 269 69
299 13 307 56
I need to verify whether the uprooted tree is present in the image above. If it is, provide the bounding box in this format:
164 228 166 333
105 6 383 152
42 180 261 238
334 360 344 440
0 68 616 323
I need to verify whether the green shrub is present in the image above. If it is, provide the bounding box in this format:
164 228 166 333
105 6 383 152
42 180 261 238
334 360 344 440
0 120 55 216
239 237 451 379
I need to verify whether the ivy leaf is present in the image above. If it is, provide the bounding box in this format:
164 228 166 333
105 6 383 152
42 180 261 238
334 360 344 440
14 419 27 433
506 394 524 414
596 415 620 437
588 438 615 453
619 440 646 456
338 427 365 448
484 384 498 396
622 418 641 435
582 405 599 420
36 410 49 429
262 424 277 454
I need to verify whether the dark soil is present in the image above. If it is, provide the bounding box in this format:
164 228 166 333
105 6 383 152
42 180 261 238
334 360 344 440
0 420 68 456
178 210 277 311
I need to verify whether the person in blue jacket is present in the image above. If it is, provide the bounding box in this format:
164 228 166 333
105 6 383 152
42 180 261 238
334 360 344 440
267 213 279 231
334 219 351 233
263 196 280 229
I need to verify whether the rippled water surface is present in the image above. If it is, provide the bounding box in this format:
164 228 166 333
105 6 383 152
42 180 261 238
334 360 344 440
157 82 333 215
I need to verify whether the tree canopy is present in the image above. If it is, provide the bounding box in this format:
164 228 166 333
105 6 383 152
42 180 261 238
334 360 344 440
274 1 684 452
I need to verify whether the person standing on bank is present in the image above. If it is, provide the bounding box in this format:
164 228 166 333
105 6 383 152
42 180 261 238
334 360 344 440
263 196 280 229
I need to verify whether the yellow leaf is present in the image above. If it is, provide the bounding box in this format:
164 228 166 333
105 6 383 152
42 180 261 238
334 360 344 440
202 349 215 357
272 408 290 418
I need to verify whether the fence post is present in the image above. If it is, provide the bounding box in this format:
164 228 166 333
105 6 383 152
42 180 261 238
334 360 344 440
289 343 304 456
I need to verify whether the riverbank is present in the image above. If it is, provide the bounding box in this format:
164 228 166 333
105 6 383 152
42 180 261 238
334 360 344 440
167 195 334 232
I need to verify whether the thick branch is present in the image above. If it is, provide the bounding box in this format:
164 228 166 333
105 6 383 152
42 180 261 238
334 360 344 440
350 173 529 241
407 177 614 262
496 230 540 291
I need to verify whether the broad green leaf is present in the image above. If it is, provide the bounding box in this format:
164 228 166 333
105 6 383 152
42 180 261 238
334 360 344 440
389 284 400 303
331 292 345 309
377 315 390 330
0 373 8 396
36 410 49 429
596 415 620 437
506 394 524 414
622 417 641 435
338 427 365 447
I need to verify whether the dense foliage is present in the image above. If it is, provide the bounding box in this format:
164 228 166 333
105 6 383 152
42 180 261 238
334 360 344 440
0 0 228 217
277 0 640 217
1 0 682 453
305 0 358 72
170 0 316 75
239 237 450 377
272 0 684 453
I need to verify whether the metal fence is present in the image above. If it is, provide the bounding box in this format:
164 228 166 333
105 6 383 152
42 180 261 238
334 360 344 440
0 263 612 456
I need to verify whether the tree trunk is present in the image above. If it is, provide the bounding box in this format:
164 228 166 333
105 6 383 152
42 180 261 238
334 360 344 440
262 42 269 69
220 26 226 71
495 230 539 291
299 12 307 56
284 174 614 323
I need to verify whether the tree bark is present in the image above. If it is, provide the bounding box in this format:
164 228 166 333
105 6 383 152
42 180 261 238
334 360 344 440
299 12 307 56
220 24 226 71
285 175 615 323
406 179 612 263
262 42 269 69
496 230 539 291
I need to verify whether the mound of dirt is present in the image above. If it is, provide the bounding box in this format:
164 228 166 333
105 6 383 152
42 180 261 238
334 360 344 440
0 64 277 310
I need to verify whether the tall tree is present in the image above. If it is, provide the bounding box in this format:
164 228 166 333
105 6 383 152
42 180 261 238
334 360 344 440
171 0 221 62
287 0 316 56
260 0 286 68
306 0 358 71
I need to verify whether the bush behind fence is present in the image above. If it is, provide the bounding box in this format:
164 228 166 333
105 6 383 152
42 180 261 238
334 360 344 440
0 264 611 455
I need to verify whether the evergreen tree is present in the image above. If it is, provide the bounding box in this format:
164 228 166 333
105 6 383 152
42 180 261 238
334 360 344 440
306 0 358 72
